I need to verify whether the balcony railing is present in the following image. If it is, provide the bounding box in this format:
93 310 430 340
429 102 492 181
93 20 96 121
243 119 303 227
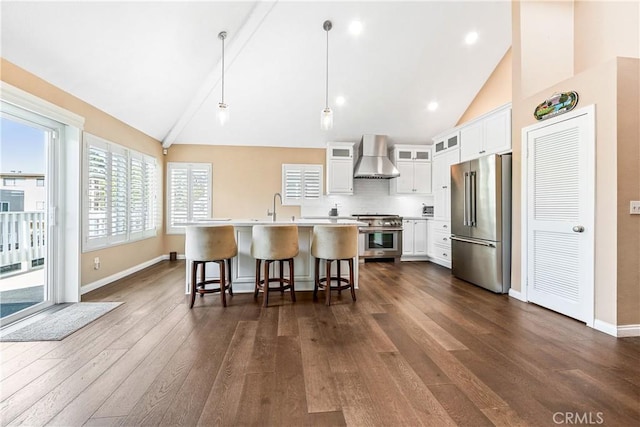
0 211 46 276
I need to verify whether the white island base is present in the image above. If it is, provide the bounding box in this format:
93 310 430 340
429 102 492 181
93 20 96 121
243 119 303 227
184 219 363 298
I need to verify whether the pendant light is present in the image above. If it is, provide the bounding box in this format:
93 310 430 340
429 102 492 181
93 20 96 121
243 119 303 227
321 20 333 130
217 31 229 126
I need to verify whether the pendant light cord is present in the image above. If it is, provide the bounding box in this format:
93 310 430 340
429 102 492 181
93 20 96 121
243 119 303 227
221 34 225 104
325 27 329 109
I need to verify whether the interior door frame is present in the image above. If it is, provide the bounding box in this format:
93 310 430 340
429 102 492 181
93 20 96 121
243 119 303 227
519 104 595 327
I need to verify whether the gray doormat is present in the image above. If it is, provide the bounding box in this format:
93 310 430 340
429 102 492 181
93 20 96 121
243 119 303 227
0 302 123 342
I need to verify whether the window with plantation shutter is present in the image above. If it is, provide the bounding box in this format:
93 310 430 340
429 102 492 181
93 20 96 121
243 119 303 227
166 162 212 234
83 133 158 251
282 164 323 205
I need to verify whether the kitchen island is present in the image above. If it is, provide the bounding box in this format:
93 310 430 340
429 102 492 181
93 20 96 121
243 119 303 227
182 218 365 297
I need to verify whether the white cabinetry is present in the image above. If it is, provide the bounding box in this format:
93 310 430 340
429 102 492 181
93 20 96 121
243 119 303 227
432 148 459 221
433 131 459 156
427 219 451 268
459 104 511 162
402 219 428 261
390 145 432 194
326 142 354 195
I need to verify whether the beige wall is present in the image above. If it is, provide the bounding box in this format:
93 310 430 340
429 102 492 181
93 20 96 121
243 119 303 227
574 1 640 74
512 1 640 326
1 59 165 287
519 0 574 97
616 58 640 325
456 48 513 126
163 144 325 254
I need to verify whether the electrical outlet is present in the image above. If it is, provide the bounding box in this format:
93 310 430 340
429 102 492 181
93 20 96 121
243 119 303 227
94 257 100 270
631 201 640 215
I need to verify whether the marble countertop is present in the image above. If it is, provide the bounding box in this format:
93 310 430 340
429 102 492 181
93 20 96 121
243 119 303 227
180 218 366 227
402 216 435 220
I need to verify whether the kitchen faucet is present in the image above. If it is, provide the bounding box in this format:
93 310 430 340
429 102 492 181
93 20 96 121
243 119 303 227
267 192 282 222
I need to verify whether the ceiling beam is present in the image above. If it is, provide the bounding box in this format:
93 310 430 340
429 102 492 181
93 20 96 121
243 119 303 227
161 1 278 148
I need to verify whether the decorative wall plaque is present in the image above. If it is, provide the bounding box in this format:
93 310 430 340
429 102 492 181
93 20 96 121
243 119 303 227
534 91 579 120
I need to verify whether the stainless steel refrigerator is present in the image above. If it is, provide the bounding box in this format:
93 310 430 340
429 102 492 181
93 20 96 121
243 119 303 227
450 153 512 293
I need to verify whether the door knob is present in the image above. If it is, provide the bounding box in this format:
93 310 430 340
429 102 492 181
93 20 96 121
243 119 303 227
572 225 585 233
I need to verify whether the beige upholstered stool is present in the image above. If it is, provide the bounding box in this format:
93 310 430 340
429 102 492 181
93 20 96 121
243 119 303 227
311 225 358 306
251 225 299 307
185 225 237 308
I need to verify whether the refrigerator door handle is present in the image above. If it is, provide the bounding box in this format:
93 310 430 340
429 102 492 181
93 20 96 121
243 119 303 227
450 235 496 248
463 172 468 226
470 171 477 226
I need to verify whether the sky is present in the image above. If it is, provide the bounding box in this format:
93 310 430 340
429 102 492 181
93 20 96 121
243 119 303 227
0 117 46 174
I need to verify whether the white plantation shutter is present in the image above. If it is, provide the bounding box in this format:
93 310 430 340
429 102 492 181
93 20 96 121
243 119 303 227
284 168 303 201
167 163 212 234
87 143 108 244
83 133 158 250
303 167 321 200
190 166 211 221
110 148 128 242
168 167 189 226
282 164 323 205
144 156 157 233
129 155 145 235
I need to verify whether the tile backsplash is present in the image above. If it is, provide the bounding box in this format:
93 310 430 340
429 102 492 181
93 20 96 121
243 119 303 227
301 179 433 217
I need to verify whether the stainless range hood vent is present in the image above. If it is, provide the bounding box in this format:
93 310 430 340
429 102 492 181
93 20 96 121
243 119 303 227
353 135 400 179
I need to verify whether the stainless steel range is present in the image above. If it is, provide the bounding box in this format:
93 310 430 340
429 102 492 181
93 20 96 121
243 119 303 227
352 214 403 262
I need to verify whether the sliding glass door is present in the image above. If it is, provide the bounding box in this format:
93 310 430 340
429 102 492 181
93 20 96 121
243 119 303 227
0 103 61 324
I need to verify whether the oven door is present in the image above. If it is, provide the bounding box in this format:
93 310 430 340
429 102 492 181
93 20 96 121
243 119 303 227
360 228 402 258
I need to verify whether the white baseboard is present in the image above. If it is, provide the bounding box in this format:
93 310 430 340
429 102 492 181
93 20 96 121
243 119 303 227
508 287 527 302
593 319 618 337
593 319 640 337
617 324 640 337
81 255 166 295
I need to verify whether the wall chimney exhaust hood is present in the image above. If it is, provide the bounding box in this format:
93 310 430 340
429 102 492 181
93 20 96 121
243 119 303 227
353 135 400 179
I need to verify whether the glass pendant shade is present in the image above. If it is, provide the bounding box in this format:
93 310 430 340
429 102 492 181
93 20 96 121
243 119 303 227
217 102 229 126
321 107 333 130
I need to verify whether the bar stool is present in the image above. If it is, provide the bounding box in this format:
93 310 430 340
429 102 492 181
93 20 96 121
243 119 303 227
311 225 358 306
251 225 299 307
185 225 237 308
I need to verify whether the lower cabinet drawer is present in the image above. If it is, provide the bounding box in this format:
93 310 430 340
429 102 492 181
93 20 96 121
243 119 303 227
432 230 451 247
433 244 451 261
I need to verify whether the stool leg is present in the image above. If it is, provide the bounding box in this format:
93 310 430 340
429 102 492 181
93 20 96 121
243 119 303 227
337 261 342 296
220 260 227 307
349 258 356 302
325 259 332 306
279 260 285 294
199 262 205 297
227 258 233 296
289 258 296 303
189 261 197 309
263 260 271 307
254 259 261 299
313 258 319 301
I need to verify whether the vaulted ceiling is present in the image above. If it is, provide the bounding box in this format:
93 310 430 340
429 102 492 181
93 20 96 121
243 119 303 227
1 1 511 148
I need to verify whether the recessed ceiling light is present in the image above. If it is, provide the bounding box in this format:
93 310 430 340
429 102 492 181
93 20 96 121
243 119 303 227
349 20 363 36
427 101 439 111
336 95 346 106
465 31 479 45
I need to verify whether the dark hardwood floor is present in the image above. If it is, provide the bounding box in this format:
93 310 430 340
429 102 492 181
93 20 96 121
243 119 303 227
1 260 638 426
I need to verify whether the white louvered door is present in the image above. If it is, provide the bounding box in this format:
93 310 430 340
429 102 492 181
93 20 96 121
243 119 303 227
525 109 594 323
